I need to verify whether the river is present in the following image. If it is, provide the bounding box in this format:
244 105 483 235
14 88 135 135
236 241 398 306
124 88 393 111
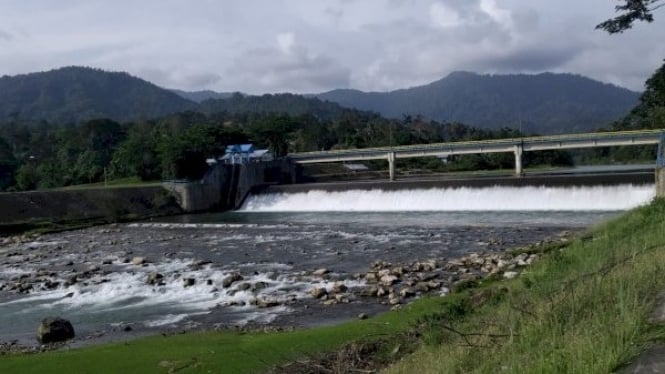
0 184 655 346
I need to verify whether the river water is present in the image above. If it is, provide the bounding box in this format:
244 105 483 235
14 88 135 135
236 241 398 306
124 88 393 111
0 184 655 345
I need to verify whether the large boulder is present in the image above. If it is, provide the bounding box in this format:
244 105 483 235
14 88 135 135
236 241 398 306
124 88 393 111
37 317 75 344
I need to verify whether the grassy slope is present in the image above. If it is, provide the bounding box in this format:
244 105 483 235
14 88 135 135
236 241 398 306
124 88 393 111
2 199 665 373
0 293 452 373
386 198 665 373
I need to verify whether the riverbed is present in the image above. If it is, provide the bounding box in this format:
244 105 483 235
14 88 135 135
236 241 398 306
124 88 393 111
0 184 653 348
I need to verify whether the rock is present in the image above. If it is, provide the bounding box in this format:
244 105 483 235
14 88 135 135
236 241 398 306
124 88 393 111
332 283 348 293
365 285 379 296
515 253 529 266
222 273 243 288
427 281 442 290
365 272 378 283
399 287 416 298
131 256 146 266
252 282 269 291
335 294 349 303
183 278 196 287
36 317 75 344
414 282 430 293
377 269 392 278
380 275 399 287
146 272 164 285
237 282 252 291
503 271 519 279
257 298 279 308
376 286 389 297
358 313 368 320
310 287 328 299
389 295 402 305
312 268 330 276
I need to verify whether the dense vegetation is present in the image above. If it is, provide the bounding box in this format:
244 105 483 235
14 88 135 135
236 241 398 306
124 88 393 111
317 71 640 134
0 67 195 124
0 107 574 191
574 59 665 164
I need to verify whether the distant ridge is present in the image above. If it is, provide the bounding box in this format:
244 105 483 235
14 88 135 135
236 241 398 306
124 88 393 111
0 67 642 134
170 89 234 103
0 66 195 123
317 71 641 134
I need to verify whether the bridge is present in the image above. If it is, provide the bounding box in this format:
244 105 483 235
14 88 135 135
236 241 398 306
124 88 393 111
289 129 665 182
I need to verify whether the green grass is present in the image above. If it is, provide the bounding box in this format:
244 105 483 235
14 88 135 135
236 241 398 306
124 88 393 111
386 198 665 373
57 177 161 191
0 294 460 373
3 199 665 373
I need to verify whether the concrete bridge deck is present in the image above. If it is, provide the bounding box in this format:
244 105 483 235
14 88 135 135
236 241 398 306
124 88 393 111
289 129 665 180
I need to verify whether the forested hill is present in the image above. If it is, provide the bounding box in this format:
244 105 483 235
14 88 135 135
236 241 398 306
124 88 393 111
0 67 196 123
317 71 641 134
0 67 642 134
169 89 233 103
198 93 346 120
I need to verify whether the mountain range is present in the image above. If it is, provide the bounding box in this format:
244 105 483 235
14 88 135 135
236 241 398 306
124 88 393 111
0 67 195 124
0 67 641 134
316 71 640 133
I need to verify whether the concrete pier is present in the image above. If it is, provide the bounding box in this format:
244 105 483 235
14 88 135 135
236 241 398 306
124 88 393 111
514 145 523 177
657 167 665 197
388 152 396 181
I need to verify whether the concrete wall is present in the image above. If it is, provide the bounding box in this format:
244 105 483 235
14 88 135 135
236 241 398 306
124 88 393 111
657 167 665 197
263 172 656 194
163 164 232 212
164 159 298 212
0 186 182 231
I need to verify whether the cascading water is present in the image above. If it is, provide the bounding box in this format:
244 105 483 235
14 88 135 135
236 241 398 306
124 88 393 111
240 184 656 212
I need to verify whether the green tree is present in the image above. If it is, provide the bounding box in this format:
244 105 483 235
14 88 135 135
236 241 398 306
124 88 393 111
0 137 17 190
248 115 296 157
615 60 665 130
597 0 664 33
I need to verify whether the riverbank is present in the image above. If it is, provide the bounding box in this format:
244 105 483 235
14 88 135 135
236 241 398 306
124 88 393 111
384 197 665 373
0 186 182 235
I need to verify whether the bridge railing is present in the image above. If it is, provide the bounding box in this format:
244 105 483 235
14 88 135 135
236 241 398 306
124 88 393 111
289 129 665 159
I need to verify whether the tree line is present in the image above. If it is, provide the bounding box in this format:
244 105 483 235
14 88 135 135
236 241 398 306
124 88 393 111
0 107 576 192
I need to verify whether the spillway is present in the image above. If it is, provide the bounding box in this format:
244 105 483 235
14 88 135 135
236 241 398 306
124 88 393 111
240 184 655 212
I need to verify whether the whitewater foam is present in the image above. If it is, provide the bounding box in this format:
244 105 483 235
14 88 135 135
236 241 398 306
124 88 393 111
240 185 655 212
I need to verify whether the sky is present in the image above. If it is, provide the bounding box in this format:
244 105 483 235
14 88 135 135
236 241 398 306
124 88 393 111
0 0 663 94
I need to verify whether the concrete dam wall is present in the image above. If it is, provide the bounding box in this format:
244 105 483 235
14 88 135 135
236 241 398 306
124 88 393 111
260 172 656 195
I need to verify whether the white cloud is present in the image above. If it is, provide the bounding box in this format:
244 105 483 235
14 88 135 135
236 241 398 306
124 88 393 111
430 2 462 28
277 33 296 54
0 0 662 92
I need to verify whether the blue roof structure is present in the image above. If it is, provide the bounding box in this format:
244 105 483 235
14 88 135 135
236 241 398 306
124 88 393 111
226 144 255 154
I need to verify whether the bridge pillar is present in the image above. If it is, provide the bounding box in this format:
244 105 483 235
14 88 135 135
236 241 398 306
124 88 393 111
657 167 665 198
514 145 523 177
388 152 396 181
